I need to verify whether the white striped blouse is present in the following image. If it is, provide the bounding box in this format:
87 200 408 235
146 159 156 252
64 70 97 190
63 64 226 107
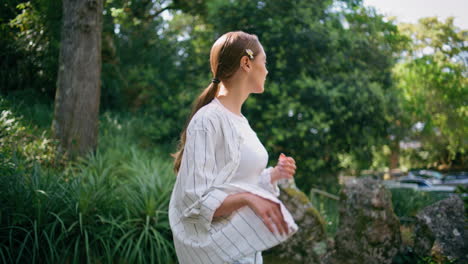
168 98 299 264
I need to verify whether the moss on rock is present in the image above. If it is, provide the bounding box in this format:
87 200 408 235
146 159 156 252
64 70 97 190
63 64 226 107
265 181 328 263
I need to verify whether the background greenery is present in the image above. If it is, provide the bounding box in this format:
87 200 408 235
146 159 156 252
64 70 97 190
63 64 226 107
1 0 466 263
1 94 176 263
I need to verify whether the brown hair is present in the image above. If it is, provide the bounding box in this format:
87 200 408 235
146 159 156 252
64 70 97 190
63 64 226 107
172 31 261 174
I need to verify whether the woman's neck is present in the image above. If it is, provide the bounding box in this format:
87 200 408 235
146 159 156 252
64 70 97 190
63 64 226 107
216 82 249 116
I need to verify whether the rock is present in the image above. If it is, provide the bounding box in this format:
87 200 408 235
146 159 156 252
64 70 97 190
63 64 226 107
326 178 401 264
414 195 467 263
265 179 328 264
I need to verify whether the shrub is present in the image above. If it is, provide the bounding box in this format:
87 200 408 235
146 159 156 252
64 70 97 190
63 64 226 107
390 188 451 218
0 102 177 263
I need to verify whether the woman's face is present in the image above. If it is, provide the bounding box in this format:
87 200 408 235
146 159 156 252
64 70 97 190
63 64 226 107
248 44 268 94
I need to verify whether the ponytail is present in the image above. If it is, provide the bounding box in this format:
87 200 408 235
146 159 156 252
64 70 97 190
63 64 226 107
172 81 220 174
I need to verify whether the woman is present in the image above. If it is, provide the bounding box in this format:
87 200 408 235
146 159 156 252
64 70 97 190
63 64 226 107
169 31 299 264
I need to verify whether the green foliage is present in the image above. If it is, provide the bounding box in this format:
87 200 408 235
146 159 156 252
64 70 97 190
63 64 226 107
393 246 458 264
1 0 61 97
0 147 176 263
3 0 465 185
1 89 54 128
308 189 339 236
454 185 468 218
97 0 410 191
99 0 208 144
416 255 457 264
393 17 468 168
4 0 467 262
390 188 450 218
0 96 61 171
0 99 177 263
201 0 406 190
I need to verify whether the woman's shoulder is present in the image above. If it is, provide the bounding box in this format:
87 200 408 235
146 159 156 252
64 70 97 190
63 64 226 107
188 100 226 132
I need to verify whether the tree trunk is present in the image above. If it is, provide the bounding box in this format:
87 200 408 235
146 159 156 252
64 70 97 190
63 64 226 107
52 0 103 159
390 139 400 170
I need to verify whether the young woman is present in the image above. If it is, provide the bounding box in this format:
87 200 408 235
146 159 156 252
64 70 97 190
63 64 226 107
169 31 298 264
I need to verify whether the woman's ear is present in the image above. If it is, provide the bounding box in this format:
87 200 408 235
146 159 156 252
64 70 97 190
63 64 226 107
240 56 251 72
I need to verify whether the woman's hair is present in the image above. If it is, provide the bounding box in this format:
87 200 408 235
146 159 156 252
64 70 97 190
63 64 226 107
172 31 261 174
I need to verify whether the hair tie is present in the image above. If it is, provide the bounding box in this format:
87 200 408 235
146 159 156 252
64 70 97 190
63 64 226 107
212 78 220 84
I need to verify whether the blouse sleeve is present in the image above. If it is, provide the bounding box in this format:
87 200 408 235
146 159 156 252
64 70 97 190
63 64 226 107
258 167 280 197
178 117 229 232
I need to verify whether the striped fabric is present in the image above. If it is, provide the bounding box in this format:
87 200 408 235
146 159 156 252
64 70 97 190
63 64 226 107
169 98 299 264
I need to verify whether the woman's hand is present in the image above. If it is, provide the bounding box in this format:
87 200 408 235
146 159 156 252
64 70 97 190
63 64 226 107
244 193 289 236
271 153 296 183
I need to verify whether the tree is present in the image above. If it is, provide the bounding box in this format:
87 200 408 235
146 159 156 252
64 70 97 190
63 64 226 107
393 17 467 169
52 0 104 158
2 0 62 98
98 0 209 143
198 0 405 190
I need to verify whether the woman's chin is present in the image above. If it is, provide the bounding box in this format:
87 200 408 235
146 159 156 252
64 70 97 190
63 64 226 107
252 86 265 94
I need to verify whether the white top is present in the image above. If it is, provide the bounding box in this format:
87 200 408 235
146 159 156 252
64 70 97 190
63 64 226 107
227 102 269 186
168 97 299 264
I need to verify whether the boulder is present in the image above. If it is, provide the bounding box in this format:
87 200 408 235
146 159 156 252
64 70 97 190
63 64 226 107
325 178 401 264
265 179 328 264
413 195 467 263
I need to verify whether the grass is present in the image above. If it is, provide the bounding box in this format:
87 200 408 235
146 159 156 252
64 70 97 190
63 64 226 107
308 188 340 236
389 188 451 218
0 94 178 263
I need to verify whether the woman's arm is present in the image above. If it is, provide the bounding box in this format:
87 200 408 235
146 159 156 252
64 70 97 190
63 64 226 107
213 192 289 236
213 192 250 219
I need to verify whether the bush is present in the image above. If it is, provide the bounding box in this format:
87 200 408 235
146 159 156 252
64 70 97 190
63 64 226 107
0 97 62 171
0 101 177 263
0 147 176 263
390 188 451 218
